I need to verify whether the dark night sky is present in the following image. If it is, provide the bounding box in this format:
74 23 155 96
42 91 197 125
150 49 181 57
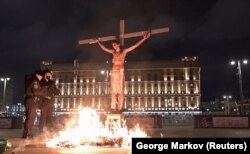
0 0 249 104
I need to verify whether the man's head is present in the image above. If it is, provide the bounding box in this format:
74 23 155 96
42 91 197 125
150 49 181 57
111 40 121 52
43 69 52 81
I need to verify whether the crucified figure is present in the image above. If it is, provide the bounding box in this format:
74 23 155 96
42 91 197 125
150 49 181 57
96 32 150 113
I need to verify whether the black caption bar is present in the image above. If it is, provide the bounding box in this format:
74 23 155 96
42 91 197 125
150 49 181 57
132 138 250 154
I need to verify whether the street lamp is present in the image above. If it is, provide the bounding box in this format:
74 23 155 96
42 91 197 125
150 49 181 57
0 77 10 111
6 105 9 113
230 59 248 115
100 70 109 91
223 95 232 115
223 95 232 99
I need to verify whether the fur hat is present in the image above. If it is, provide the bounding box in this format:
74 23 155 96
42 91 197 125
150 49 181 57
43 69 52 74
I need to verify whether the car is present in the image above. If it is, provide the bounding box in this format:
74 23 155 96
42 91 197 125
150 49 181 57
0 112 10 117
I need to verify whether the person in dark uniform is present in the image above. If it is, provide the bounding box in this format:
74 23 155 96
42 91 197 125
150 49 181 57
23 70 46 139
39 69 60 133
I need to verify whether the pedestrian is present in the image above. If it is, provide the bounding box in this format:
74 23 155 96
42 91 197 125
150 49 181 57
39 69 60 133
22 70 46 138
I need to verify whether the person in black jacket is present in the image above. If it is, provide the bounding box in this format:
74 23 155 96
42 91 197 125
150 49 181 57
23 70 46 139
39 69 60 133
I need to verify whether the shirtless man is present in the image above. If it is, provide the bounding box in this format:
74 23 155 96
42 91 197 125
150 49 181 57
96 32 150 113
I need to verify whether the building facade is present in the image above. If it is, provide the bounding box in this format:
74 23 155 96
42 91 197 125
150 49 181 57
41 56 201 115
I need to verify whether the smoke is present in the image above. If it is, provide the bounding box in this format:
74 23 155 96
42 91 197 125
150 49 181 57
190 0 250 43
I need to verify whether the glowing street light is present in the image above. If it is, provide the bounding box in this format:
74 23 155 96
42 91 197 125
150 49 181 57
0 77 10 111
223 95 232 105
230 59 248 115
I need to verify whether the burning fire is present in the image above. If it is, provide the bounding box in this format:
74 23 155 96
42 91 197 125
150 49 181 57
46 108 147 148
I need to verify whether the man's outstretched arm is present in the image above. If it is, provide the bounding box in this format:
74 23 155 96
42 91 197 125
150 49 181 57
96 40 114 54
123 32 150 53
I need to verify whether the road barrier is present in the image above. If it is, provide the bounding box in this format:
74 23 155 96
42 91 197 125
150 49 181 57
194 115 250 128
0 117 23 129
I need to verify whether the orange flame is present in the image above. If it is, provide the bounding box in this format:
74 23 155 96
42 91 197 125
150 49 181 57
46 108 147 148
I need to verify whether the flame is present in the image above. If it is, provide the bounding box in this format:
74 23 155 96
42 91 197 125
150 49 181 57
46 108 147 148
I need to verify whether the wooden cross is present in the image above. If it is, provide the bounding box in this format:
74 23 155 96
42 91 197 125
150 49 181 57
78 19 169 47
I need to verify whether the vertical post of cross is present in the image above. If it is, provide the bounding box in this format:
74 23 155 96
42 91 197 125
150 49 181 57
119 19 125 48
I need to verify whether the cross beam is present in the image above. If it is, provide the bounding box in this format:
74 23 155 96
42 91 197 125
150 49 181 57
78 20 169 46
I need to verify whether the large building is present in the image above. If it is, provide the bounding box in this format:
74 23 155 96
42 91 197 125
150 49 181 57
41 56 201 115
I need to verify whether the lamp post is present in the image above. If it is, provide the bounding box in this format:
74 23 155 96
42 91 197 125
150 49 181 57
0 77 10 111
223 95 232 115
6 105 9 114
100 70 109 92
230 59 248 115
